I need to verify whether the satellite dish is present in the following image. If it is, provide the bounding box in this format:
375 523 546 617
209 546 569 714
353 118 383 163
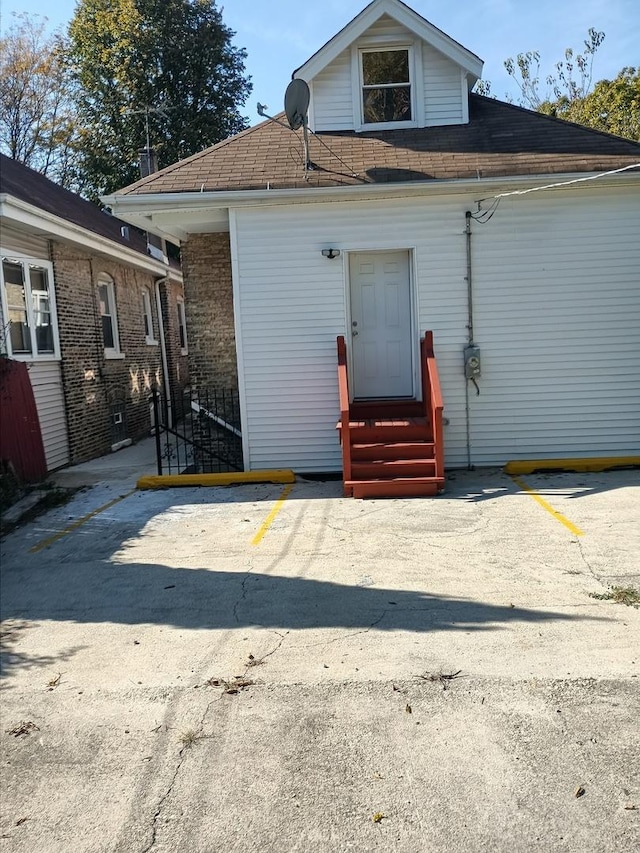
284 78 310 131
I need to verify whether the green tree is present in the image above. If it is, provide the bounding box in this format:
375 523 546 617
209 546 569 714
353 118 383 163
0 14 78 187
539 67 640 141
67 0 252 201
475 30 639 141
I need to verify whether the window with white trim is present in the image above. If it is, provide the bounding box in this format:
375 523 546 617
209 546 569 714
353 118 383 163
142 288 157 345
97 274 122 358
177 297 188 354
0 255 59 359
361 48 413 125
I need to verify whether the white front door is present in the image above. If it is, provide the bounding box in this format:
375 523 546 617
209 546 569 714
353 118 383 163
348 250 413 399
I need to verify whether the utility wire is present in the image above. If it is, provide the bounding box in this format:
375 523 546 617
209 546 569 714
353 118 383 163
475 162 640 207
308 129 362 179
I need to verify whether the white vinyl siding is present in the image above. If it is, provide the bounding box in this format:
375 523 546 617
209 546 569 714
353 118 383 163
469 187 640 464
309 14 465 131
28 360 70 470
364 13 414 41
311 49 354 131
231 183 639 471
233 196 469 471
423 43 465 125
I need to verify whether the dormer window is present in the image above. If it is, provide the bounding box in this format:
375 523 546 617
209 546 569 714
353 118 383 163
361 48 412 125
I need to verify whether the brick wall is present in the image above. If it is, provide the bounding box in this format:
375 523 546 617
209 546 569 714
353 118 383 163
180 233 238 393
51 242 166 463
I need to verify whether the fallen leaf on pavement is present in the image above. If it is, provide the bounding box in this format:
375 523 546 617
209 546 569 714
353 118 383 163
6 722 39 737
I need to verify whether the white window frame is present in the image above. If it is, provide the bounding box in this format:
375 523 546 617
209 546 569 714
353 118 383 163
0 253 60 361
177 297 188 355
142 287 158 345
353 43 418 131
97 273 124 359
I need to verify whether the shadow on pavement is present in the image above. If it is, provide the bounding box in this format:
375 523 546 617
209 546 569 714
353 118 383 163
1 558 602 676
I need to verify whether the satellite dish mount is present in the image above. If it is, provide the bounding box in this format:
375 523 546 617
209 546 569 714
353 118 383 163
284 78 312 174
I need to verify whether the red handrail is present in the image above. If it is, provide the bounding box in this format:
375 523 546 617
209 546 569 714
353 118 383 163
336 336 352 481
421 331 444 479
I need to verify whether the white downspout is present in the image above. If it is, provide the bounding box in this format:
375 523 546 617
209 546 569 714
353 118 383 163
154 276 173 428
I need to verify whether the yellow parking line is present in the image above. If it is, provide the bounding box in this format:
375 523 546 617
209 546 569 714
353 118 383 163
252 484 294 545
511 476 584 537
29 490 136 553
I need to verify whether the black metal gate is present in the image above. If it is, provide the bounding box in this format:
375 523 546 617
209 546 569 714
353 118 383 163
151 386 243 475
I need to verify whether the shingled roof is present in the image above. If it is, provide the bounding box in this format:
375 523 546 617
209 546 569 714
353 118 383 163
1 154 154 258
115 96 640 197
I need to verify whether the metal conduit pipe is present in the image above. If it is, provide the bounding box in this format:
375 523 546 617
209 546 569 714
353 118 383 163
464 211 474 470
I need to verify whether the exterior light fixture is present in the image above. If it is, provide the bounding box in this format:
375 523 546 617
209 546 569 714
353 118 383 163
321 248 340 259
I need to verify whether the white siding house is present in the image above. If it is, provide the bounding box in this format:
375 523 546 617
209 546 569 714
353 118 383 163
106 0 640 484
229 184 640 471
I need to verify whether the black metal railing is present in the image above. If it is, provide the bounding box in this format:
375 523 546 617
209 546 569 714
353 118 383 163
151 386 243 475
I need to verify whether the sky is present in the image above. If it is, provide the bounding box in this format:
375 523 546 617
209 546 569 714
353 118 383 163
1 0 639 125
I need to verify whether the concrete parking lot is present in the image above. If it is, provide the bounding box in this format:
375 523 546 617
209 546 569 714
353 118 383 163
1 468 639 852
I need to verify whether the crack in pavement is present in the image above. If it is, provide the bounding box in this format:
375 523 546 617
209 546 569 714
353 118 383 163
249 630 289 665
140 629 289 852
289 609 389 649
140 697 219 853
576 540 605 586
232 557 255 624
141 742 189 853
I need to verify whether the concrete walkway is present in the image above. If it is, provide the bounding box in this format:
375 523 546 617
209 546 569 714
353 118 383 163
1 468 639 852
51 434 160 490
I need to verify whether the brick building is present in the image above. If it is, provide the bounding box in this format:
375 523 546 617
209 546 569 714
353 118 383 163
0 155 188 470
180 233 237 393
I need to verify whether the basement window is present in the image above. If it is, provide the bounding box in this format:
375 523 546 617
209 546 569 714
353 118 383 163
361 48 413 126
0 256 60 360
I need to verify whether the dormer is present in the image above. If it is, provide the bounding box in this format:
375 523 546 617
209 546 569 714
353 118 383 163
294 0 483 133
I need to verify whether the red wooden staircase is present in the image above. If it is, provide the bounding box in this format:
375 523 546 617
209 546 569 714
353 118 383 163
336 332 445 498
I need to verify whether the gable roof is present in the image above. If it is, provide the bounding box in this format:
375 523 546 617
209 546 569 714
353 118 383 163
112 96 640 197
294 0 483 83
0 154 154 257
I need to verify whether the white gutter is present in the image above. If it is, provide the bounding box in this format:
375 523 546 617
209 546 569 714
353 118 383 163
154 276 173 429
103 167 640 221
0 194 183 279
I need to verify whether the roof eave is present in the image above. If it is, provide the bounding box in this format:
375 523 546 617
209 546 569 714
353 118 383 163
103 168 640 239
0 194 180 278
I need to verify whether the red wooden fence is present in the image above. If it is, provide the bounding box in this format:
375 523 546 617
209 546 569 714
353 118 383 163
0 357 48 483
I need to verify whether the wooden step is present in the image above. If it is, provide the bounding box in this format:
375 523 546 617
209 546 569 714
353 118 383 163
341 417 430 443
351 441 435 461
345 477 445 499
350 399 423 419
351 458 437 479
